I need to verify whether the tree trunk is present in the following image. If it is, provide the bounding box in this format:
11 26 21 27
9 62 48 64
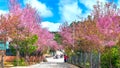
25 53 29 65
16 47 20 66
79 52 82 65
83 52 87 67
98 51 101 68
0 51 4 68
110 57 112 68
109 47 112 68
110 51 112 68
90 51 93 68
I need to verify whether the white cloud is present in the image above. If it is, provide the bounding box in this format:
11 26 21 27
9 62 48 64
41 21 60 32
79 0 107 10
59 0 82 24
58 0 108 24
118 0 120 8
0 10 8 15
24 0 53 17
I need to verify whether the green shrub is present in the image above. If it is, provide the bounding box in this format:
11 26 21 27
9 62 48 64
13 58 26 66
101 46 120 68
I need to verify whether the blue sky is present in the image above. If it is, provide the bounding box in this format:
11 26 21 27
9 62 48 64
0 0 119 31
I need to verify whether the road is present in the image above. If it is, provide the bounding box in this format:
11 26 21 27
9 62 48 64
28 62 79 68
10 57 79 68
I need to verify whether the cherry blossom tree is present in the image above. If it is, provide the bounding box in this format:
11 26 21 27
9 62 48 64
59 2 120 68
59 23 73 45
9 0 59 51
0 0 59 65
92 2 120 47
72 2 120 68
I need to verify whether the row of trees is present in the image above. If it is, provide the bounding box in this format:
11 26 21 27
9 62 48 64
59 1 120 68
0 0 59 66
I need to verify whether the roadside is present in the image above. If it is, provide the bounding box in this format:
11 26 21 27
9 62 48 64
8 57 79 68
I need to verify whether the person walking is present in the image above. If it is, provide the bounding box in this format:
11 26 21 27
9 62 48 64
64 54 68 62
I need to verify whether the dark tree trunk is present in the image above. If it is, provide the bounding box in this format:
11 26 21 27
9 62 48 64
83 52 87 68
109 47 112 68
25 53 29 65
90 51 93 68
0 51 4 68
98 51 101 68
16 48 20 66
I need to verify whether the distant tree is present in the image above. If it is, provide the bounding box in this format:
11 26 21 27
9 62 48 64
53 32 62 45
59 22 75 56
